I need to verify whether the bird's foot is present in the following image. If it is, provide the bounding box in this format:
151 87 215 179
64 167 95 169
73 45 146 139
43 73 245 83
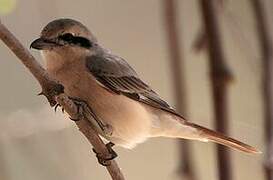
92 142 117 166
38 82 65 107
68 97 113 136
67 97 87 121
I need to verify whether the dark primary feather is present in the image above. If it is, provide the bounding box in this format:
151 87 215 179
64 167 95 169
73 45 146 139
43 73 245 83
85 54 184 118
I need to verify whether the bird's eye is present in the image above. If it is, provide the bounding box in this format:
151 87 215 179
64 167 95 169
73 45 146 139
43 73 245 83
58 33 92 49
59 33 74 42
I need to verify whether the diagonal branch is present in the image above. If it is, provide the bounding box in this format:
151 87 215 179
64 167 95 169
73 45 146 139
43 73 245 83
0 20 125 180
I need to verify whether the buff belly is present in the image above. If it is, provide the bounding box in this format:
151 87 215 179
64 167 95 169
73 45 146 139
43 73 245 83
48 62 154 148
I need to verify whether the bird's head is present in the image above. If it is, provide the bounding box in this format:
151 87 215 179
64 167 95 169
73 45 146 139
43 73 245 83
30 18 97 55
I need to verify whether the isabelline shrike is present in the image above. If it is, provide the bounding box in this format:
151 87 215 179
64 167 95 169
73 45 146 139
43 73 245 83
30 18 259 157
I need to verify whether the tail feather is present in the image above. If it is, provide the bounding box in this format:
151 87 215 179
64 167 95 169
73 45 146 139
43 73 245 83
186 122 261 154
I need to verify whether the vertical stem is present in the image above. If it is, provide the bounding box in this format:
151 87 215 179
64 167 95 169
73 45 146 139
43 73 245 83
199 1 233 180
250 0 273 179
162 0 196 179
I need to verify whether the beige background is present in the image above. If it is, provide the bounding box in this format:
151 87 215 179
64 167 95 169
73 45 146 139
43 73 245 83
0 0 270 179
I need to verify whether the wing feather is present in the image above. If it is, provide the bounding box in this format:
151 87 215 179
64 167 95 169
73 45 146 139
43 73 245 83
86 54 183 118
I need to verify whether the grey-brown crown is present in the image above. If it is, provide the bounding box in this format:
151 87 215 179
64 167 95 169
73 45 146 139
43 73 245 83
40 18 97 43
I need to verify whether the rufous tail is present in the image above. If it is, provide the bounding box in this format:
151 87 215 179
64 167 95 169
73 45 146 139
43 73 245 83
185 122 261 154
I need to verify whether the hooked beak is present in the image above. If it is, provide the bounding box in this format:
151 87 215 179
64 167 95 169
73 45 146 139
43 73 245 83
30 38 59 50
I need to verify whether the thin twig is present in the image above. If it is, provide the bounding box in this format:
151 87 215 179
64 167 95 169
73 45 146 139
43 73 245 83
0 20 125 180
199 1 233 180
162 0 196 179
250 0 273 179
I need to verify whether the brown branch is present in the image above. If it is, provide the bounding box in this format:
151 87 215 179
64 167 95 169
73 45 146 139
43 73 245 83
0 20 125 180
192 30 208 53
192 1 229 53
250 0 273 179
199 1 233 180
162 0 196 179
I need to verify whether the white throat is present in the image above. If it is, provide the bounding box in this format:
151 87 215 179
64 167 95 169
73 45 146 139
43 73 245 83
41 51 66 72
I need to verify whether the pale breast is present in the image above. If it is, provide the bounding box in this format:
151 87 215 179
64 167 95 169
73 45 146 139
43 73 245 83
47 58 153 148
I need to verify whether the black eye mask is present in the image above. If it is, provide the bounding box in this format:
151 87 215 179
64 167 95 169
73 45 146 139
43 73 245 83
58 33 92 49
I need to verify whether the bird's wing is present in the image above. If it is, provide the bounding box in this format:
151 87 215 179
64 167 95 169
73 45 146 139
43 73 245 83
85 55 260 154
85 54 184 118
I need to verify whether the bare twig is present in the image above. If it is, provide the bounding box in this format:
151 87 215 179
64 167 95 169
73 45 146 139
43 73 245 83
192 30 208 53
192 1 226 53
0 20 125 180
162 0 196 179
199 1 233 180
250 0 273 179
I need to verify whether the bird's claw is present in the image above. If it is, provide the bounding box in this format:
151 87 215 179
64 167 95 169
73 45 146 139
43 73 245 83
68 97 113 136
38 83 65 107
54 103 64 113
69 117 81 121
92 142 117 166
67 97 86 121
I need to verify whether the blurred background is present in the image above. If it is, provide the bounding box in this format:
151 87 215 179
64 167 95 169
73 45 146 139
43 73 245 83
0 0 271 180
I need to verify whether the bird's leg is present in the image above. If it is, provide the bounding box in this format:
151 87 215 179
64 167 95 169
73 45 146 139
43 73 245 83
92 142 117 166
67 97 85 121
68 97 113 136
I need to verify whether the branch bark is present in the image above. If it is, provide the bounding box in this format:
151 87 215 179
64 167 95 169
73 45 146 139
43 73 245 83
199 1 233 180
162 0 196 180
0 20 125 180
250 0 273 179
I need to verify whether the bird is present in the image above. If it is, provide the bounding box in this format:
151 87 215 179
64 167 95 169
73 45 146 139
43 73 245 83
30 18 259 160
